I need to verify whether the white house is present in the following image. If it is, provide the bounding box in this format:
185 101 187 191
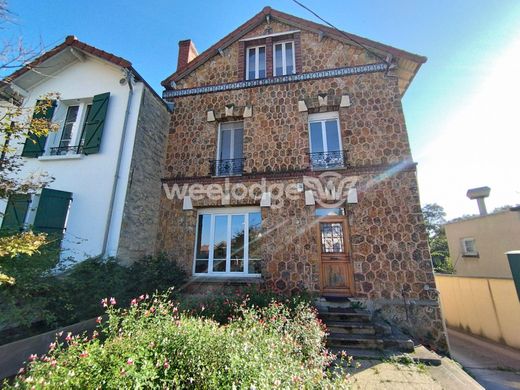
0 36 170 263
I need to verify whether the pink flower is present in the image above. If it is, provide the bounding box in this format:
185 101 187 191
48 342 56 351
92 331 99 339
130 298 138 306
109 297 117 306
96 316 102 324
28 354 38 361
127 358 134 365
101 298 108 308
145 294 149 300
18 367 25 374
163 360 170 369
79 351 88 358
150 307 155 313
50 359 57 367
139 294 145 301
65 332 72 342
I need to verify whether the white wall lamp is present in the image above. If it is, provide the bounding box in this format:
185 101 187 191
304 190 315 206
347 188 358 204
260 192 271 208
182 196 193 210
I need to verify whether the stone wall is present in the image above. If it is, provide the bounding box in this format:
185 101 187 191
117 88 170 263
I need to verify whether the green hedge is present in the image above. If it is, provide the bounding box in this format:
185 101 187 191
0 252 187 345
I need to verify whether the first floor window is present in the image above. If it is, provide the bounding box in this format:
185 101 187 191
308 112 344 169
194 208 262 275
274 41 295 76
59 105 80 150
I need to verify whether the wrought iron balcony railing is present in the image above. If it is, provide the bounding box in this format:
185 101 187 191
308 150 348 170
210 158 245 176
49 145 83 156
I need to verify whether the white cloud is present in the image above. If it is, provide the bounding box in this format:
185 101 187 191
416 35 520 219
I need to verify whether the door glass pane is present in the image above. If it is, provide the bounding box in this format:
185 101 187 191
275 44 283 76
213 215 228 272
325 120 340 152
248 48 256 80
285 42 294 74
59 105 79 148
248 212 262 274
320 222 345 253
309 122 324 153
258 47 266 78
230 215 245 272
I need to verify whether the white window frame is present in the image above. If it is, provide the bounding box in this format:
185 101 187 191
308 112 343 154
273 40 296 76
461 237 478 257
44 99 92 156
193 207 262 277
245 45 266 80
216 121 243 162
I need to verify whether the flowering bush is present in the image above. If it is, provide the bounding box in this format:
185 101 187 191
6 292 352 389
177 284 314 324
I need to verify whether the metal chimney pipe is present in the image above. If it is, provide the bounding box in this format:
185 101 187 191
466 187 491 216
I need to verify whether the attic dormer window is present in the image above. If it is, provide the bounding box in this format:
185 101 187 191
246 46 266 80
273 41 295 76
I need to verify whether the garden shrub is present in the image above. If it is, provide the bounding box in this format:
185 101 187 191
0 253 187 345
177 284 315 324
7 292 351 389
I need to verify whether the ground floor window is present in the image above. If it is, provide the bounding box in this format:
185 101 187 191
194 207 262 276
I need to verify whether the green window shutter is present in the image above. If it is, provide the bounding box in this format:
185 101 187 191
82 92 110 155
1 194 31 231
33 188 73 235
21 100 57 158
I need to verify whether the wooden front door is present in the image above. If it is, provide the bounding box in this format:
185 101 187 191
318 216 354 296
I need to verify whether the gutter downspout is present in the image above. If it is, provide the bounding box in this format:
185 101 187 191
101 69 134 258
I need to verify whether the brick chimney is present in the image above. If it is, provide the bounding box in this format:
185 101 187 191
177 39 198 71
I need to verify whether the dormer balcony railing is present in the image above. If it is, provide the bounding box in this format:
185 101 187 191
308 150 348 170
210 158 245 177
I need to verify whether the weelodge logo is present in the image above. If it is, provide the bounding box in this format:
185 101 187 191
303 172 358 208
162 172 358 209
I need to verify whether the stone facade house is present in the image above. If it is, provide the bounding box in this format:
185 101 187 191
157 7 447 350
0 36 170 263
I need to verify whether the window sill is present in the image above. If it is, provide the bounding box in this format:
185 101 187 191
462 253 479 258
38 154 83 161
191 275 262 284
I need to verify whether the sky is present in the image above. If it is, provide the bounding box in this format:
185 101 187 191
4 0 520 219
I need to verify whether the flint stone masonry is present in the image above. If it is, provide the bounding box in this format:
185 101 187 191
156 16 447 352
117 88 170 264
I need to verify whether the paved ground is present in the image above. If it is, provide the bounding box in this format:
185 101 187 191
345 355 482 389
448 328 520 390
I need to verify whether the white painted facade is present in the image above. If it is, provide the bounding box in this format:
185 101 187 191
1 53 147 261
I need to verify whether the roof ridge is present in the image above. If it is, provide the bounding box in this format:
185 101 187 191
3 35 132 84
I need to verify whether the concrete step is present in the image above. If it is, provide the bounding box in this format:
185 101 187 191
327 332 414 352
328 345 442 366
327 333 385 350
326 321 377 335
319 311 372 322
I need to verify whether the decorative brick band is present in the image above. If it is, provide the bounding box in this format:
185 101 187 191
161 161 417 184
163 62 387 99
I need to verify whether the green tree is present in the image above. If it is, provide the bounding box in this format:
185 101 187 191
422 203 454 274
0 0 58 284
